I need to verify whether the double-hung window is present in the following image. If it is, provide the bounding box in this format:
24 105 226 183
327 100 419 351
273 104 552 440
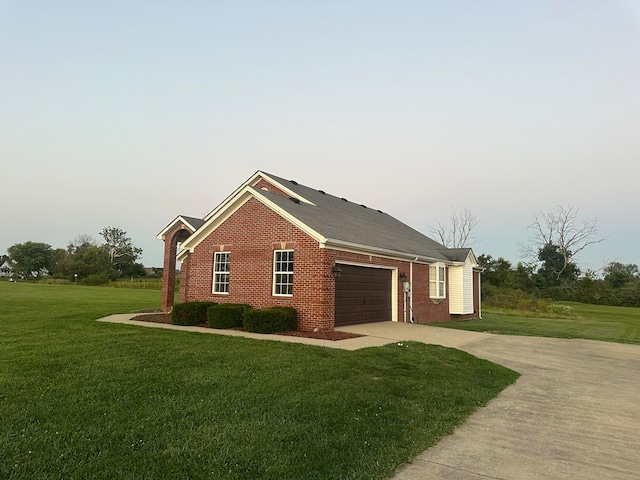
273 250 294 296
429 263 446 299
213 252 230 294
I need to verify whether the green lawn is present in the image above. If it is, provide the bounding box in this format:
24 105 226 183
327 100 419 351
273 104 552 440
439 302 640 345
0 282 518 480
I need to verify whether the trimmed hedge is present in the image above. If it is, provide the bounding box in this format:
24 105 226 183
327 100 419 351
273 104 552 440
207 304 252 329
171 301 218 326
243 306 297 334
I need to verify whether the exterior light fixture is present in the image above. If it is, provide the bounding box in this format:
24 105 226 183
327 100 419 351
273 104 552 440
332 265 342 278
399 272 407 282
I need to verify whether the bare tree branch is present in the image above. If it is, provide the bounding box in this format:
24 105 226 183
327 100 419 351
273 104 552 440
429 208 480 248
529 204 606 278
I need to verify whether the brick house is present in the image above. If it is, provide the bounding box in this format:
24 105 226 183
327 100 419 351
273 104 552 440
157 171 481 331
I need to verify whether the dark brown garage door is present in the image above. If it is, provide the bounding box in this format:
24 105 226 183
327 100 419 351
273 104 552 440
335 264 392 326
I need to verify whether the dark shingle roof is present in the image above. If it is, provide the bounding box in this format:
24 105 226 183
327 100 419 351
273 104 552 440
180 216 205 231
255 172 467 263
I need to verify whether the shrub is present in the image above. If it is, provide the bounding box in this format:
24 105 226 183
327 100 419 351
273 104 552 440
207 304 252 329
483 287 541 311
171 301 218 326
82 273 110 286
243 306 297 334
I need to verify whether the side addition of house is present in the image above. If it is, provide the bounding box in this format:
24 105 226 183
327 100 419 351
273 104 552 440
157 171 481 331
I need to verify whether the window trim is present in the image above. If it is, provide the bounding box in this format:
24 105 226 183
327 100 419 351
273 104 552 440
429 263 446 299
272 249 294 296
212 251 230 294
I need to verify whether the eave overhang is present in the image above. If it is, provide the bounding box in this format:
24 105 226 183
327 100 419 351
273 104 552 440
322 238 450 265
156 216 200 240
178 185 326 256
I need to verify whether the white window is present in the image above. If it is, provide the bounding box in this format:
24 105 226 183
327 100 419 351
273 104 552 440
213 252 230 294
273 250 294 296
429 263 446 299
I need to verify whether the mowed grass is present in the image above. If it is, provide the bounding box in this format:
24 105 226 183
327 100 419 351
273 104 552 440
439 302 640 345
0 282 518 480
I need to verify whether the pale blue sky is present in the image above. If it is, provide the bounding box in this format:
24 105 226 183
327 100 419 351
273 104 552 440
2 1 639 272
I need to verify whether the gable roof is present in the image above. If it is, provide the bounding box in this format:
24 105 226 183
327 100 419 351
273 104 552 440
156 215 206 240
174 171 475 264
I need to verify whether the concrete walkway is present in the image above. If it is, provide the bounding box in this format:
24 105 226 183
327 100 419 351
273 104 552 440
99 315 640 479
338 322 640 480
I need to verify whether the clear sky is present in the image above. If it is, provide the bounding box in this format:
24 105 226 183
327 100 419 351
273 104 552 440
2 1 639 273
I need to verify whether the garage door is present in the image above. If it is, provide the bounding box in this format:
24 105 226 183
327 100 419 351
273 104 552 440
335 264 392 326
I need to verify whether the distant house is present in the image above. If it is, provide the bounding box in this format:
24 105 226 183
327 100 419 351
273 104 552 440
157 171 481 331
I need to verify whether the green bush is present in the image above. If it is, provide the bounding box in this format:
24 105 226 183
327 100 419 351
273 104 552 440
171 301 218 326
483 287 541 311
207 304 252 329
243 306 297 334
81 273 110 286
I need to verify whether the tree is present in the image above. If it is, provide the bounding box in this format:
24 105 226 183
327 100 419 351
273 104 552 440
429 208 480 248
99 226 143 276
536 243 580 288
603 262 639 289
478 254 515 287
54 243 111 280
528 205 605 280
7 242 55 278
67 234 98 254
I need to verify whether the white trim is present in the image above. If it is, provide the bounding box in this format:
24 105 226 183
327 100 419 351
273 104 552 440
156 215 198 240
251 189 326 242
201 171 314 224
249 172 315 205
176 248 189 262
323 238 447 265
429 262 446 299
179 185 327 255
212 251 231 294
273 249 294 296
180 189 255 252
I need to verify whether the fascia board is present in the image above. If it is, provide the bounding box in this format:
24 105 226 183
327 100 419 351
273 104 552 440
450 251 479 267
202 171 263 222
321 238 449 264
156 216 197 240
250 189 325 243
176 248 189 262
180 186 326 254
180 189 254 252
252 172 315 205
467 249 479 267
202 171 315 223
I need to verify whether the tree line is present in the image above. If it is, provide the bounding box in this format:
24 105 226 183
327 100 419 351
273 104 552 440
3 227 155 285
434 205 640 308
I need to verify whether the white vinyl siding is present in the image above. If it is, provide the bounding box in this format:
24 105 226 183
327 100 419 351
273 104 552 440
213 252 230 294
449 262 474 314
429 263 446 299
273 250 294 296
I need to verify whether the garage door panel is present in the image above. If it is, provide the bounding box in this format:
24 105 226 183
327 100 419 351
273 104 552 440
335 264 392 326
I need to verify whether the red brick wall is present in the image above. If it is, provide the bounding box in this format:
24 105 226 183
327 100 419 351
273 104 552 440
253 178 289 196
174 180 480 328
182 197 335 331
409 263 451 323
474 270 481 316
160 223 193 312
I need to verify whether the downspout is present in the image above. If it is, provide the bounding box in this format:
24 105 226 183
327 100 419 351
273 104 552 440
479 270 483 319
409 257 418 323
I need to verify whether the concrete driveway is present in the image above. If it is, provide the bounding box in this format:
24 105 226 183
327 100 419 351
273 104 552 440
337 322 640 480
